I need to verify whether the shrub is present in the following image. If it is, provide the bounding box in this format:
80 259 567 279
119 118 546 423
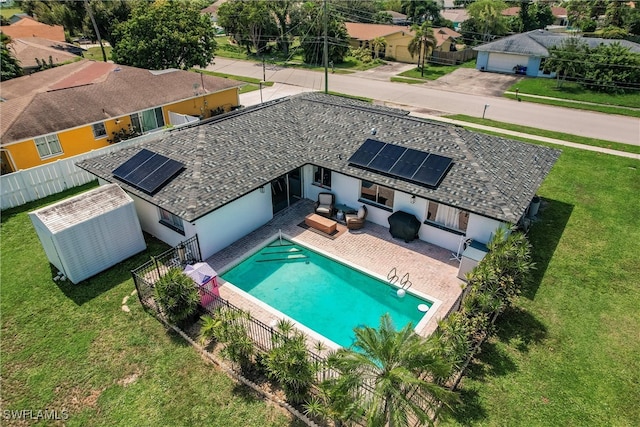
154 267 199 324
211 307 254 375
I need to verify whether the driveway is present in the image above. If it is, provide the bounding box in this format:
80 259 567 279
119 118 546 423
428 68 523 96
350 61 416 81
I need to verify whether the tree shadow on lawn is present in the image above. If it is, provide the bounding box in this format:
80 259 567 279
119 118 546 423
55 232 169 306
522 197 573 300
442 386 486 425
494 306 548 354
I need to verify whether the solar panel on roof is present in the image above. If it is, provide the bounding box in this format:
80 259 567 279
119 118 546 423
112 149 184 195
368 143 407 172
137 159 184 194
388 148 429 179
112 149 155 179
412 154 453 187
348 139 453 189
348 138 385 167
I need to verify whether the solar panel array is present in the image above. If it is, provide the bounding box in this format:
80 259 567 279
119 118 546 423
348 139 453 188
112 149 184 195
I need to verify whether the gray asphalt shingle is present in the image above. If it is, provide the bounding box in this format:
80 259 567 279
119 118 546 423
77 93 560 224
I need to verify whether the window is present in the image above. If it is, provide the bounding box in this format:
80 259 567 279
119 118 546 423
426 201 469 233
360 180 394 209
34 134 62 158
313 166 332 188
130 107 165 133
159 208 184 234
92 122 107 139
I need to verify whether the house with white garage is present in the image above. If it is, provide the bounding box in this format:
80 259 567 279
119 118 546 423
76 93 560 261
474 29 640 77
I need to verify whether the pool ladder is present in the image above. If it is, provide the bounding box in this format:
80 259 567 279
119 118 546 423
387 268 413 290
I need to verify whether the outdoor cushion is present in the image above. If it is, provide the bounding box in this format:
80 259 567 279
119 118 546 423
357 206 366 219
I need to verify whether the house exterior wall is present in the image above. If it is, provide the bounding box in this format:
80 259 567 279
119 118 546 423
2 88 239 172
308 170 505 252
384 32 414 62
194 186 273 259
164 89 239 121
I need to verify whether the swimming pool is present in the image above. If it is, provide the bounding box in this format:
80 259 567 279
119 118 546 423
220 237 436 348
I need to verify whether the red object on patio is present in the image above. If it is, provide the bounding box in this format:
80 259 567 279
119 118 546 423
184 263 219 307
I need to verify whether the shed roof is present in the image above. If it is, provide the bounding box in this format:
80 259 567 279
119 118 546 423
77 93 560 225
30 184 133 233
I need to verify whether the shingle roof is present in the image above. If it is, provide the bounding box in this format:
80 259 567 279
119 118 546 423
474 30 640 55
77 93 560 225
345 22 413 41
8 37 82 69
0 60 242 143
0 18 65 42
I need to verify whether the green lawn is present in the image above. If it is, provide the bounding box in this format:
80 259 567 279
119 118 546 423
0 6 21 19
506 78 640 117
445 114 640 155
441 146 640 425
0 181 302 427
83 46 112 61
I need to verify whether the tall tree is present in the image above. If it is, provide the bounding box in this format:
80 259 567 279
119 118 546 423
111 0 217 70
84 0 137 47
268 0 298 56
543 37 588 88
401 0 442 24
583 42 640 93
408 22 436 76
326 314 457 427
1 34 23 81
217 0 276 54
298 0 349 65
467 0 509 41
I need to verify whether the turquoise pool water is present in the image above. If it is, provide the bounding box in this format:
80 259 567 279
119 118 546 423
220 239 433 348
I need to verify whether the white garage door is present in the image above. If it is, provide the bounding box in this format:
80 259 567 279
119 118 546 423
487 53 529 73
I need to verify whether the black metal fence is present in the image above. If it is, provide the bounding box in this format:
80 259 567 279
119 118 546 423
130 238 448 426
131 235 201 311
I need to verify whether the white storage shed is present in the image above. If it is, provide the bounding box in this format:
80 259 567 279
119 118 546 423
29 184 146 284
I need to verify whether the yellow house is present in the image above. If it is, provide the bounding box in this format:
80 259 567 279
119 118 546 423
0 60 242 174
345 22 417 63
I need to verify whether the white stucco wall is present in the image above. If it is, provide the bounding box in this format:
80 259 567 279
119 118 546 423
466 214 506 244
194 185 274 259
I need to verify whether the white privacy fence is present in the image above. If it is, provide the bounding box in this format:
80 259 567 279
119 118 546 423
1 132 164 211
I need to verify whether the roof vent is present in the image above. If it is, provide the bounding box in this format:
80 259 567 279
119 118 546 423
371 128 377 135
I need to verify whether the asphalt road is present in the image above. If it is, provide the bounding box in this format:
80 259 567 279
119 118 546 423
205 58 640 146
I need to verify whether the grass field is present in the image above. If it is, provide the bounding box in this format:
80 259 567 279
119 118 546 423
83 46 112 62
0 6 21 19
0 181 302 427
441 145 640 425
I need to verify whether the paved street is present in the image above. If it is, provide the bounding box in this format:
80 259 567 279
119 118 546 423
206 58 639 146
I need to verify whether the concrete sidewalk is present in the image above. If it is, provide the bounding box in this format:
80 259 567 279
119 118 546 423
240 86 639 160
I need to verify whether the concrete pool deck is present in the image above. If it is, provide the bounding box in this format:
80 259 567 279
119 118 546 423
205 199 464 351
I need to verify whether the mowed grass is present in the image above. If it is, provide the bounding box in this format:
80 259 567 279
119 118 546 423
0 181 301 427
0 6 21 18
441 146 640 425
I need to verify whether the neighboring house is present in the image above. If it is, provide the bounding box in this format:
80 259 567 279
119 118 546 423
76 93 560 261
8 37 84 72
440 9 469 32
474 29 640 76
502 6 568 27
0 16 65 42
0 60 242 173
344 22 415 62
383 10 410 25
432 27 462 52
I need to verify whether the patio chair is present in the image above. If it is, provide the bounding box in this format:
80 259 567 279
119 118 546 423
346 205 367 230
314 192 335 218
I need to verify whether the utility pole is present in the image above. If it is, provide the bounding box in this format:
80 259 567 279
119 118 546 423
84 0 107 62
323 0 328 94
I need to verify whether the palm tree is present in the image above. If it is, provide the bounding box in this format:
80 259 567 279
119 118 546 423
408 22 437 77
372 36 387 59
327 314 457 427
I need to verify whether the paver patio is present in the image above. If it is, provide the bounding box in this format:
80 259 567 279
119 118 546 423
205 199 464 351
